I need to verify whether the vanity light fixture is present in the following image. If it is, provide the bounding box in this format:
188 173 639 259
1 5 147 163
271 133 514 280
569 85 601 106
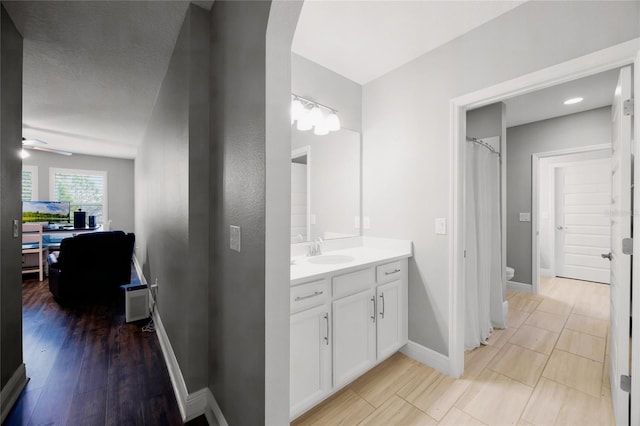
563 97 584 105
291 94 341 135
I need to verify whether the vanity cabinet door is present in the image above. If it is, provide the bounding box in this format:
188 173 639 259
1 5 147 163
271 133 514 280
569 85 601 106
290 304 331 419
332 289 376 388
376 280 403 360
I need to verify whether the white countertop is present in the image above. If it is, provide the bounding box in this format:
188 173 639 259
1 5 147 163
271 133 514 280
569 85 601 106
290 238 412 285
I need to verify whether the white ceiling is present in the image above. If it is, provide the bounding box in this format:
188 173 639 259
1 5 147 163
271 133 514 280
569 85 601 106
502 68 620 128
292 0 525 85
5 1 193 159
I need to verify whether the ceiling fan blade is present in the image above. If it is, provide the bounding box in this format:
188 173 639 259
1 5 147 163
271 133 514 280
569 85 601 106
22 137 48 147
25 145 73 156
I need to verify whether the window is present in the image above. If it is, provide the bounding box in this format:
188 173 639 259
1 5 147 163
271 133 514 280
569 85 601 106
22 165 38 201
50 168 108 224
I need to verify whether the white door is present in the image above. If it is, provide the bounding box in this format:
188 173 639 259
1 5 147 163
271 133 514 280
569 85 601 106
376 280 402 360
608 65 632 426
555 160 611 283
332 289 376 388
290 304 331 418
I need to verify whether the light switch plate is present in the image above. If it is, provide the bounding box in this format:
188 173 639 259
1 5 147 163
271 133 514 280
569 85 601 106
363 216 371 229
519 212 531 222
230 225 241 252
435 218 447 235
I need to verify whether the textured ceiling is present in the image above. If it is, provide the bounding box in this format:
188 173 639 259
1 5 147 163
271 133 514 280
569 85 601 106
4 1 192 159
293 0 525 85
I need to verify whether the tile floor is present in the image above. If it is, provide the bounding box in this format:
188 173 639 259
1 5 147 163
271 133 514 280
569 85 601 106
291 276 614 426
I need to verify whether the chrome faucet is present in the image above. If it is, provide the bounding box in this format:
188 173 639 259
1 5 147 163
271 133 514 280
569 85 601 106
307 237 324 257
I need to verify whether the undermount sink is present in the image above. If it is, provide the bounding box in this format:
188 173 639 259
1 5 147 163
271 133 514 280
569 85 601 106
306 254 356 265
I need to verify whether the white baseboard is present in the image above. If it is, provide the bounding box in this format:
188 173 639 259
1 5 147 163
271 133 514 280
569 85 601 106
204 388 229 426
507 280 533 294
0 363 28 423
503 300 509 326
133 255 223 423
540 268 553 277
401 340 450 376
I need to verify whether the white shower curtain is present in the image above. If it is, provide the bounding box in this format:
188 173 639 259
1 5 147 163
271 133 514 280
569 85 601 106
464 141 505 350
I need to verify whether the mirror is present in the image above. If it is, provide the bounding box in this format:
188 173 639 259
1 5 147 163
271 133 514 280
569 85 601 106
291 128 361 243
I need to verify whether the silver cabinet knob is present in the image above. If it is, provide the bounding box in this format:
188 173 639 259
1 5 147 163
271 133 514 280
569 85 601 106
557 226 564 230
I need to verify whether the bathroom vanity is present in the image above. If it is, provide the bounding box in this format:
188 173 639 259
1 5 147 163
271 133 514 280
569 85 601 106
289 238 412 420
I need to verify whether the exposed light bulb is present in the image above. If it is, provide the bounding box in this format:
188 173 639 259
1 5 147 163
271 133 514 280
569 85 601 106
309 105 324 127
296 108 313 131
563 97 583 105
19 149 30 159
326 112 341 131
314 121 329 136
291 98 304 123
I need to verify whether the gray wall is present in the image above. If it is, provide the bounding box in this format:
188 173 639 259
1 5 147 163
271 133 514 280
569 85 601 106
467 103 504 141
23 151 134 232
1 5 23 389
361 1 639 356
134 5 209 392
506 107 611 285
292 53 362 133
209 2 271 424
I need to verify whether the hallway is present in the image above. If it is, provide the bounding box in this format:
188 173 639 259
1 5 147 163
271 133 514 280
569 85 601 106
4 277 207 426
293 277 613 425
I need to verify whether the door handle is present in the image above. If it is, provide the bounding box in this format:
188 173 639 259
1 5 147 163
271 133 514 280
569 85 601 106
601 252 613 261
379 292 385 319
557 226 565 230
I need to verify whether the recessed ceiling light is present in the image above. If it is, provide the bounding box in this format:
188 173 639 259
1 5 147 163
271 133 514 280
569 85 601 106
563 97 583 105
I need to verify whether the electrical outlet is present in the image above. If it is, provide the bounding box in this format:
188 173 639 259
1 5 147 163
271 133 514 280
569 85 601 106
230 225 241 252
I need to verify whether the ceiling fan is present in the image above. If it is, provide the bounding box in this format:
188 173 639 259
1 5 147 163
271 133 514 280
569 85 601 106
22 138 72 157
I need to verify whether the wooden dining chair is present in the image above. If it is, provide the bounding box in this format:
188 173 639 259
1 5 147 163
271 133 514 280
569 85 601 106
22 223 48 281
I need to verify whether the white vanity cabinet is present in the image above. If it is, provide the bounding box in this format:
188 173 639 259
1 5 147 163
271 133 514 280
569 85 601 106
290 303 331 416
290 256 409 420
289 279 331 416
332 288 377 388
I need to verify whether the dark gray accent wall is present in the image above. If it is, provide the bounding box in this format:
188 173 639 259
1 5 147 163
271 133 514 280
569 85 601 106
134 5 209 392
506 107 611 285
23 151 134 232
0 5 23 389
209 2 271 424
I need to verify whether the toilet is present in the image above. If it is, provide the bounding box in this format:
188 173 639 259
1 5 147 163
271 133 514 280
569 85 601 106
506 266 515 281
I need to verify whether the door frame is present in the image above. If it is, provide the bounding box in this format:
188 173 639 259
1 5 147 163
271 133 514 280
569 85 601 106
532 147 611 293
449 38 640 391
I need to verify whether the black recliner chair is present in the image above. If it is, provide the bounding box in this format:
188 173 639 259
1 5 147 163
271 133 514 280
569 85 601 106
48 231 135 302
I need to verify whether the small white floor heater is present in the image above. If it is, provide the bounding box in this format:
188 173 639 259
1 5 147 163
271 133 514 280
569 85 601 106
125 284 149 323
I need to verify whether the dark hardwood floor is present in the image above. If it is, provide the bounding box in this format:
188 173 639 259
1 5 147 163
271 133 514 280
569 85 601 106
4 275 208 426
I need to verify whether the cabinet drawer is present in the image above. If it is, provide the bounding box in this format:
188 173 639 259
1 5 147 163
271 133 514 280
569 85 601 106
291 279 329 314
332 268 374 299
376 261 403 283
